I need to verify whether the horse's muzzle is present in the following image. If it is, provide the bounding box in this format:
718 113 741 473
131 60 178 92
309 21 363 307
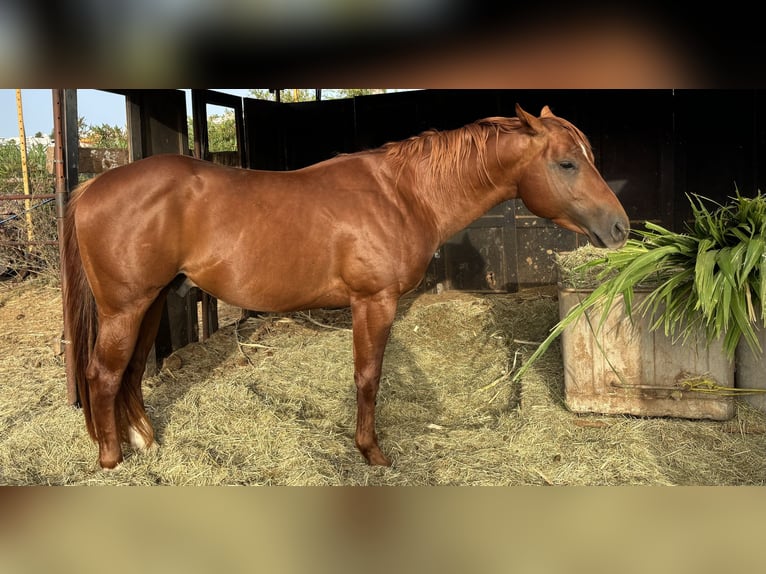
589 217 629 249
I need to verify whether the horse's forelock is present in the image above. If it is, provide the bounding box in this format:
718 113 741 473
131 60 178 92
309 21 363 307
546 117 594 161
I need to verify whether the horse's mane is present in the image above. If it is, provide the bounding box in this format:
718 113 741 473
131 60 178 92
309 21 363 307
377 115 593 204
381 117 521 195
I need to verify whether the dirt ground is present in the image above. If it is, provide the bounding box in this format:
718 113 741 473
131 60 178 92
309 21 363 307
1 277 765 485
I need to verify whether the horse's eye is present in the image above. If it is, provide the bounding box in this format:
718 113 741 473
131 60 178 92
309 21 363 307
559 161 576 171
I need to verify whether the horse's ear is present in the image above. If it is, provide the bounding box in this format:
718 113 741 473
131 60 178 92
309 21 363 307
540 105 554 117
515 103 545 134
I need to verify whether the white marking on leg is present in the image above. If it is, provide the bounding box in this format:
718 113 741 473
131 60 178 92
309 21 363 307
128 425 152 450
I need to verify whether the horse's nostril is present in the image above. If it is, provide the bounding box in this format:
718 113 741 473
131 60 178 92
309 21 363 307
612 220 628 243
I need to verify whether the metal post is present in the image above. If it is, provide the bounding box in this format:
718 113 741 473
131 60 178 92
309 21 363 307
15 90 35 244
52 89 77 405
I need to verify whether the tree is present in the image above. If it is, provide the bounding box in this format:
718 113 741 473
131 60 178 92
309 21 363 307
78 117 128 148
187 110 238 152
248 89 388 102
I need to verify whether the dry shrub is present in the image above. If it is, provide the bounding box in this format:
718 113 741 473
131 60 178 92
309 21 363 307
1 141 60 282
1 279 765 485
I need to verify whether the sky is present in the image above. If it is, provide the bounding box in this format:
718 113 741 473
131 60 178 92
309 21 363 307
0 89 254 139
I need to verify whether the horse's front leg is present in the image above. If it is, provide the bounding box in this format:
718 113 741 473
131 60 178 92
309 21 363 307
350 292 398 466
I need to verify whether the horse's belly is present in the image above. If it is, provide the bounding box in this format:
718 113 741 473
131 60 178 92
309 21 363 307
213 284 351 313
181 214 417 312
244 281 351 312
189 262 351 313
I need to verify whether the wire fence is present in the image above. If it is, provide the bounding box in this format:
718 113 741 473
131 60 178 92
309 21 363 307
0 141 59 280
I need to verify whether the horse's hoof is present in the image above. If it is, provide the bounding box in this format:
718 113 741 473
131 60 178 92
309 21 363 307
366 450 392 467
99 459 123 471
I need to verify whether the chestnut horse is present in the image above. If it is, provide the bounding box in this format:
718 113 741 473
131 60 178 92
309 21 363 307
62 104 629 469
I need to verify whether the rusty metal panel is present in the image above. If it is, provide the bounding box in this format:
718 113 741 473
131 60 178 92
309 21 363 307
559 289 735 420
427 201 512 292
512 200 581 288
513 227 578 287
735 322 766 413
441 227 507 291
46 147 128 175
424 199 583 292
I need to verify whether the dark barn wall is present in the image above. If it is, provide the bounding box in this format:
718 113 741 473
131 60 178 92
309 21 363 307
242 89 766 292
672 90 765 228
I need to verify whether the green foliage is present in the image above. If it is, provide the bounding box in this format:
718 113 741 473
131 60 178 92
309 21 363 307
188 110 237 152
247 88 387 102
515 190 766 380
264 89 317 103
0 141 51 193
75 116 128 148
82 123 128 149
208 111 237 152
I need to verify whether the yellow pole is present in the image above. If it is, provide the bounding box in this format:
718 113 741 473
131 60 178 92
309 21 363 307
15 89 34 243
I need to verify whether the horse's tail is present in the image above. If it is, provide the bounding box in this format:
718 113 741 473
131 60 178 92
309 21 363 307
62 178 99 441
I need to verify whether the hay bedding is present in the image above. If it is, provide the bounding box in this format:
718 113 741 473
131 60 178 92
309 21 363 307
1 278 766 485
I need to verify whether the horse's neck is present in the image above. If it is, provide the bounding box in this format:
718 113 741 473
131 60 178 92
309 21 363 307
391 146 519 244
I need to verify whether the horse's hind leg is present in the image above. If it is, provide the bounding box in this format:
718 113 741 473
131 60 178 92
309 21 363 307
86 309 145 469
350 292 398 467
119 288 169 452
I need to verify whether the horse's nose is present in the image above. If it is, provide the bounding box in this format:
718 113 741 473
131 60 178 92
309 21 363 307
611 219 629 245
